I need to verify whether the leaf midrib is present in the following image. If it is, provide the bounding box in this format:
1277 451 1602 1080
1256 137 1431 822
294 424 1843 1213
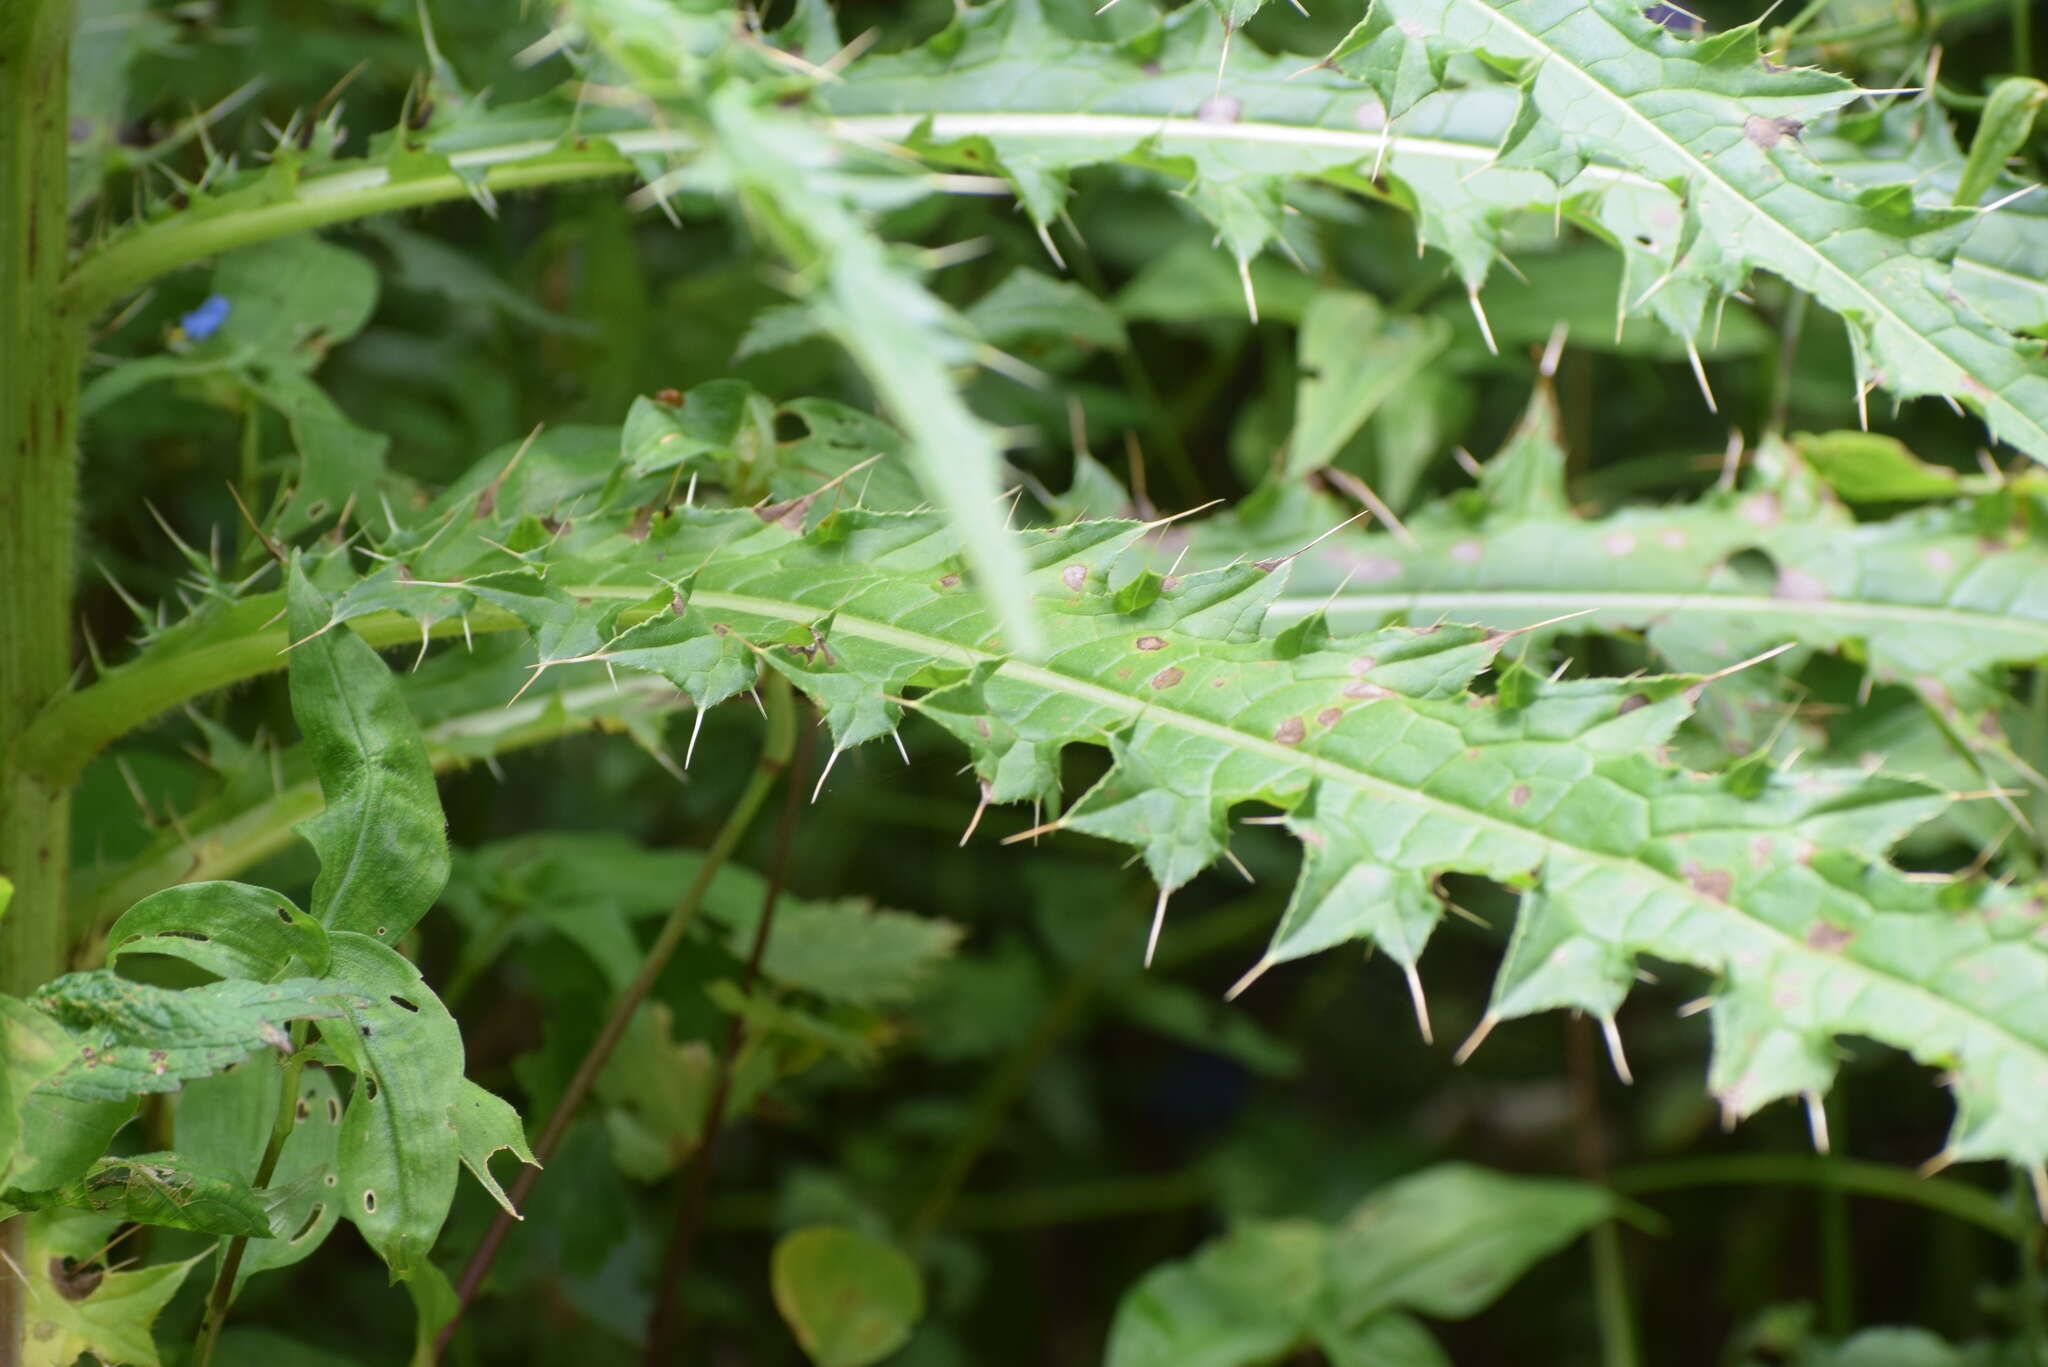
1263 587 2048 647
683 586 2037 1068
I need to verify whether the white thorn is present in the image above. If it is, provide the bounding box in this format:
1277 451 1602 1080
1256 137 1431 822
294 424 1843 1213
1601 1015 1634 1085
1452 1014 1498 1065
1238 256 1259 325
892 729 910 765
1033 219 1066 271
1804 1090 1830 1155
1224 957 1272 1001
1685 336 1717 414
1403 961 1434 1045
685 707 706 770
811 747 842 803
1538 321 1568 378
1855 377 1872 431
959 781 992 847
685 472 698 507
1144 886 1170 968
750 687 766 716
2030 1163 2048 1222
1222 847 1255 883
1468 287 1498 355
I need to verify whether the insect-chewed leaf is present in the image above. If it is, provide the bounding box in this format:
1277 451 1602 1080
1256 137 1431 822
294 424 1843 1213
19 1210 205 1367
314 932 463 1278
108 880 331 981
1 997 137 1197
450 1080 537 1219
286 559 451 943
25 972 354 1103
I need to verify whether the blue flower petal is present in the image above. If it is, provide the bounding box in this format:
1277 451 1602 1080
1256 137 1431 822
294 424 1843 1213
179 294 232 341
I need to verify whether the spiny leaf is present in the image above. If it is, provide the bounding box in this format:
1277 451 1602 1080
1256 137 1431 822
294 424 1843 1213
451 1080 537 1220
303 490 2048 1171
19 1211 204 1367
1369 0 2048 460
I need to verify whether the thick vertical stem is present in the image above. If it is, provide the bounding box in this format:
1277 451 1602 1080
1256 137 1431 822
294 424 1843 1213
1 3 80 1362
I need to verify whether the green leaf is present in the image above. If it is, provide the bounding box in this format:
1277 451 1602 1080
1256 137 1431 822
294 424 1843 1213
208 234 379 365
1322 1164 1611 1323
7 1151 273 1236
1954 78 2048 208
108 880 331 981
771 1226 926 1367
965 266 1127 351
1106 1221 1328 1367
19 1209 203 1367
26 971 352 1103
1313 1313 1450 1367
315 932 464 1278
714 898 964 1006
288 558 451 943
1792 431 1963 503
1287 291 1451 479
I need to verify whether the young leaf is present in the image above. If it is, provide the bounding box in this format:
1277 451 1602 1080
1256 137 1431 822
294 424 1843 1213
771 1226 926 1367
287 559 451 943
712 898 964 1007
235 1066 347 1291
1287 292 1451 479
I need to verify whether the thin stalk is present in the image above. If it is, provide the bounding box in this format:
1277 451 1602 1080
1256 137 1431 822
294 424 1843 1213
2 4 81 1361
2016 1169 2045 1364
433 675 797 1361
1765 288 1810 438
2017 0 2035 78
1566 1017 1638 1367
903 913 1126 1250
1061 239 1201 505
1610 1155 2022 1239
193 1044 308 1367
643 708 813 1362
1819 1093 1855 1335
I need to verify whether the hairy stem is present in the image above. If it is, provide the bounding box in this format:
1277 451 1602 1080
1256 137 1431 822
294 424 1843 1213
644 707 813 1362
433 675 797 1360
1 2 80 1359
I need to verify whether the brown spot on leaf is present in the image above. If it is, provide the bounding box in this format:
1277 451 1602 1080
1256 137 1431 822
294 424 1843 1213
1135 635 1167 651
1774 568 1828 602
1805 922 1854 953
1274 717 1307 745
654 388 683 406
1685 864 1732 902
1317 707 1343 725
1509 784 1531 808
625 505 654 542
1348 656 1376 675
1744 114 1804 148
1750 836 1773 869
1151 667 1185 690
937 573 961 588
1062 565 1087 591
1618 694 1651 715
1344 682 1391 701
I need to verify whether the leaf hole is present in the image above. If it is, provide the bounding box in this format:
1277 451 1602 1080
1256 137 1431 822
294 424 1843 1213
364 1075 380 1101
276 905 294 923
388 995 419 1013
326 1097 342 1124
362 1190 377 1214
291 1205 324 1241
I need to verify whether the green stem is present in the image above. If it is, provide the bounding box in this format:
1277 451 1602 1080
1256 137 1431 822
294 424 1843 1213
1820 1095 1855 1335
2017 0 2035 78
1610 1155 2022 1239
2 3 80 1361
193 1044 308 1367
432 675 797 1361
